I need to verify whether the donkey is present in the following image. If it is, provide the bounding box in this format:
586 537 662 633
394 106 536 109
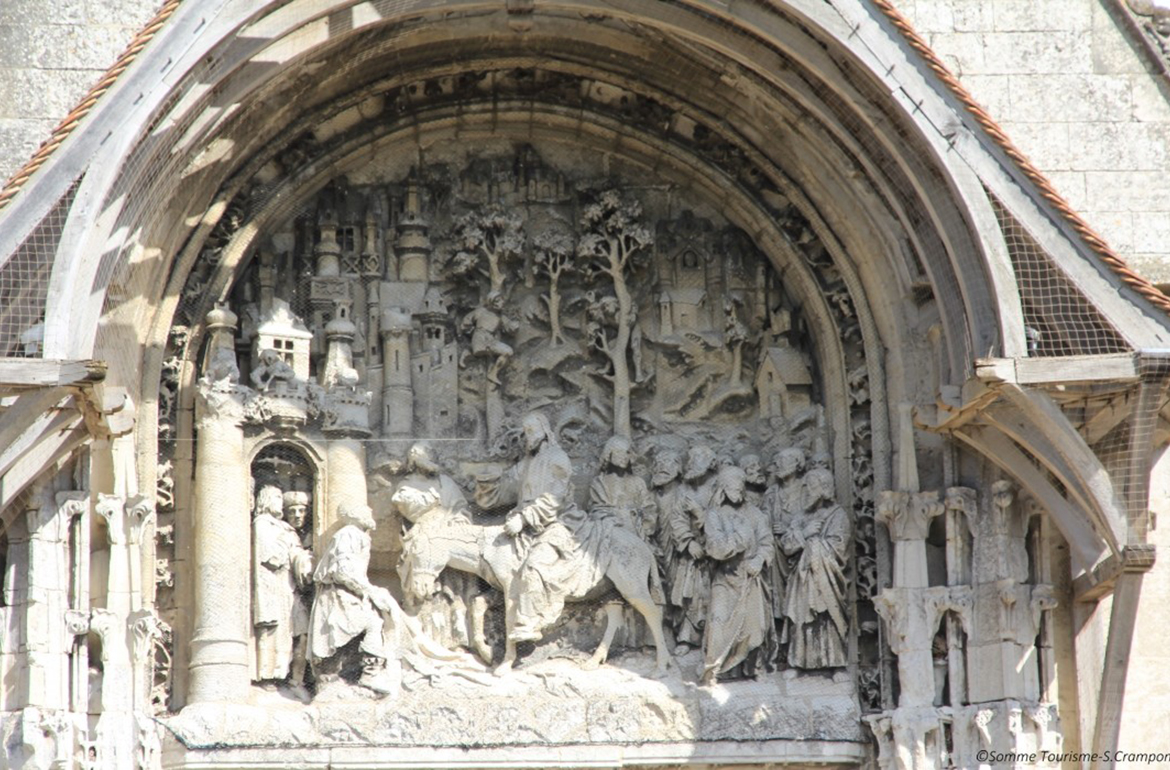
392 483 673 676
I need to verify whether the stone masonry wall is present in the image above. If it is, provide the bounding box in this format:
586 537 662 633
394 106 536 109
0 0 156 184
900 0 1170 283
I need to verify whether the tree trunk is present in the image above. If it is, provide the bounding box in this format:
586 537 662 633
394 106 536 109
612 274 633 438
548 282 563 345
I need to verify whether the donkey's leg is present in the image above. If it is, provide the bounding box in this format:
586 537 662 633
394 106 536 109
494 591 518 676
609 563 675 677
470 593 493 665
624 592 673 676
585 603 623 670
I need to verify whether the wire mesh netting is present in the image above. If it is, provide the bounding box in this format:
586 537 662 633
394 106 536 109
0 178 82 358
987 190 1129 357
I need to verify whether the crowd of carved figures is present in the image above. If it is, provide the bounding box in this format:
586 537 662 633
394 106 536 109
246 422 852 694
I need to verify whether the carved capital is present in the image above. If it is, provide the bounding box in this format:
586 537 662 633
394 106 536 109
88 609 121 663
95 494 126 545
876 489 943 541
924 585 974 638
130 609 167 665
64 609 90 637
126 495 156 546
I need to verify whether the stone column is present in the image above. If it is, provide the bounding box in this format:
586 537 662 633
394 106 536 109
23 489 83 709
187 382 251 703
876 490 943 589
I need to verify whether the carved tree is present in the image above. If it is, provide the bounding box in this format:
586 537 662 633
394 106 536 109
577 190 654 437
445 206 526 297
533 229 576 346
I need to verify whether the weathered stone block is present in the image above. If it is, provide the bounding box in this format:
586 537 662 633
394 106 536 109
992 0 1091 32
979 32 1089 75
1067 122 1170 171
1008 74 1131 122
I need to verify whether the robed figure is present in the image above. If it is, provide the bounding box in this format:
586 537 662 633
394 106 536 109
477 412 596 643
780 467 850 670
252 485 312 682
699 466 776 684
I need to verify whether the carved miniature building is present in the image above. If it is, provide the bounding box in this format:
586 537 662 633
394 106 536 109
2 3 1170 770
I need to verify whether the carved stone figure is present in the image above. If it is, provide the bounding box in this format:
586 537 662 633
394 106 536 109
739 454 766 507
281 489 312 686
459 291 518 385
251 486 312 685
394 442 479 652
762 448 806 632
781 467 850 671
476 412 580 645
665 444 717 651
250 348 296 391
308 503 399 694
649 450 683 565
699 466 776 685
590 436 655 540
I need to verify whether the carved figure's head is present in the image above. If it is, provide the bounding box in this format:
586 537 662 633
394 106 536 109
771 447 806 481
407 442 440 475
714 465 747 505
486 291 506 310
600 436 633 471
651 452 682 487
802 467 835 508
521 411 556 453
339 502 376 531
254 485 283 518
684 445 717 482
283 490 310 529
740 454 764 486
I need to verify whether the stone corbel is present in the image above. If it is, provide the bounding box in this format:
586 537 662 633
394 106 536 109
873 590 914 657
863 714 895 770
973 707 996 748
95 494 126 546
57 491 88 521
990 480 1015 534
64 609 90 638
1026 703 1060 754
88 609 122 665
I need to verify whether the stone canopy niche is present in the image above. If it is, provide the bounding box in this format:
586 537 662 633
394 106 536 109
164 141 871 766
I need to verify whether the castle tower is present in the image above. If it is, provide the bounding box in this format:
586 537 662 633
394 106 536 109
380 308 413 438
315 223 342 277
396 177 430 282
418 286 449 353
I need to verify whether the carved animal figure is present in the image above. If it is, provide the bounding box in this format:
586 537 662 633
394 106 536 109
392 483 673 676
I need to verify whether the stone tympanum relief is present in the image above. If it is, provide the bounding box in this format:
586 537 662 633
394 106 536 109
169 144 868 748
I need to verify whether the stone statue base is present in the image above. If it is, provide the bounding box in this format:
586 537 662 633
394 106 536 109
161 649 862 767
